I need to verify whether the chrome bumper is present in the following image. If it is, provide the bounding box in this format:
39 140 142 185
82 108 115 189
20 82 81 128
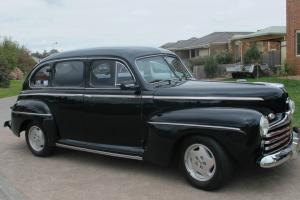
259 129 300 168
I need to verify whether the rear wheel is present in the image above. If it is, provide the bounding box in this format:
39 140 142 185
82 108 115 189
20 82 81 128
25 122 54 157
180 136 233 190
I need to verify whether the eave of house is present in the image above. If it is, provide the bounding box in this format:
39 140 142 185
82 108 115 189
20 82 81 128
168 42 228 51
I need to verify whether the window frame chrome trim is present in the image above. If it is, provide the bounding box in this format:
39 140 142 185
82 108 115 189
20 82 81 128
28 57 87 89
55 143 143 161
134 54 194 83
51 60 86 88
148 121 244 133
88 57 137 88
28 57 137 90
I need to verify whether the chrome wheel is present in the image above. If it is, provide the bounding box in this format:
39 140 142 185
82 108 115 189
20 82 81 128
28 126 45 152
184 144 216 182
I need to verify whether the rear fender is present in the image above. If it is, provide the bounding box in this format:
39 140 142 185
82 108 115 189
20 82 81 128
10 99 58 146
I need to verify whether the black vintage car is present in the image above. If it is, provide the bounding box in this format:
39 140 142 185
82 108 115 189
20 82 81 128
4 47 299 190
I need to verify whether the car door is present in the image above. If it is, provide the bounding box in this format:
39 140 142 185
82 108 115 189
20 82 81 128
84 59 144 147
48 60 86 141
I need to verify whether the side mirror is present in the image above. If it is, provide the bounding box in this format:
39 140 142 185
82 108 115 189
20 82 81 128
120 82 140 90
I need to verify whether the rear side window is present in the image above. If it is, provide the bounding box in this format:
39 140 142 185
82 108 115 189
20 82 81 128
52 61 84 87
31 65 50 87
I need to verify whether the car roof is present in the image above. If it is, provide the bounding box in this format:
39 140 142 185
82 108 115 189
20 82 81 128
41 46 175 63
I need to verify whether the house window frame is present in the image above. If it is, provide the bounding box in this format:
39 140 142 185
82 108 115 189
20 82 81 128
296 30 300 57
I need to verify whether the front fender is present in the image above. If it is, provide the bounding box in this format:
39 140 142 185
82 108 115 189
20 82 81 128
144 107 263 166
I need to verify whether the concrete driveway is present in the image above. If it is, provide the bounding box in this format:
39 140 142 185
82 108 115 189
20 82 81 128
0 96 300 200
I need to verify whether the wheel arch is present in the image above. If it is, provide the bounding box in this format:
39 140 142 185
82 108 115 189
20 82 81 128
11 98 59 146
170 131 238 166
144 107 263 166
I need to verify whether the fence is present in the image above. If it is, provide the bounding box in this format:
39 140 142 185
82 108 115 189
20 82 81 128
192 64 236 79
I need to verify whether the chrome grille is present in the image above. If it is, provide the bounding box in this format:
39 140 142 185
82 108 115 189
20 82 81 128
262 112 292 154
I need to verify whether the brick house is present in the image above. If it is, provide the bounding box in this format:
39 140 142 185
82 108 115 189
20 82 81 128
287 0 300 74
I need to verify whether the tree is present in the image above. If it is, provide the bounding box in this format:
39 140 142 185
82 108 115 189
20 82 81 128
243 44 262 64
0 37 36 87
0 55 11 87
31 49 59 59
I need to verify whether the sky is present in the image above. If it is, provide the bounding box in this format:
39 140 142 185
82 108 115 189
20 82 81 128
0 0 286 52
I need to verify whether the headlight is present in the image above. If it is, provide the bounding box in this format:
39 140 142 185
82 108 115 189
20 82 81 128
289 99 295 114
260 116 269 137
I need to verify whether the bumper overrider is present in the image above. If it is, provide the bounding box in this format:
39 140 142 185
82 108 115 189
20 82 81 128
259 128 300 168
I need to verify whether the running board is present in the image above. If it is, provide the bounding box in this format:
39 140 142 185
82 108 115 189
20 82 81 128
55 142 143 161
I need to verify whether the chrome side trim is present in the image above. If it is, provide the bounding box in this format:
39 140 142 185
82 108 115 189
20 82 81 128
12 111 52 117
20 93 83 97
19 93 261 101
55 143 143 161
84 94 141 99
153 96 264 101
19 93 154 99
148 121 243 133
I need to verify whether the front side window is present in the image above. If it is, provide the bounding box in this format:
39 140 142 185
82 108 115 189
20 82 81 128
136 56 191 83
31 64 50 87
116 62 133 85
52 61 84 87
90 60 134 88
297 31 300 56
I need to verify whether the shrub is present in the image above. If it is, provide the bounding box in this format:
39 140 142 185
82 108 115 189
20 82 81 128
204 56 218 78
281 60 296 76
215 51 233 64
243 44 262 64
189 56 210 66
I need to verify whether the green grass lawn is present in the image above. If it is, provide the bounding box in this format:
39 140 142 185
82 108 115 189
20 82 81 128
0 80 23 98
229 77 300 128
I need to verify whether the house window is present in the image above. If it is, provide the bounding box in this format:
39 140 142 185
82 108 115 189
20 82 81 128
297 31 300 56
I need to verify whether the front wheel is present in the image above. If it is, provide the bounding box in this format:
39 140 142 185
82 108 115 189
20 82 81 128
180 136 233 190
25 122 54 157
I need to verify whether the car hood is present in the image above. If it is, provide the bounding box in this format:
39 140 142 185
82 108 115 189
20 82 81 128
153 80 289 114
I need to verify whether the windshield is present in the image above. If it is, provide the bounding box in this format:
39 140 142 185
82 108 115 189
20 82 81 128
136 55 192 83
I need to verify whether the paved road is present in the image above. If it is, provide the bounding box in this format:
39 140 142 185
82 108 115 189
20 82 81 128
0 96 300 200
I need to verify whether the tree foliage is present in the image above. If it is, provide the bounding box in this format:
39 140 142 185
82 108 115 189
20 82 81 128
203 56 218 78
243 44 262 64
0 37 36 88
31 49 59 59
214 51 233 64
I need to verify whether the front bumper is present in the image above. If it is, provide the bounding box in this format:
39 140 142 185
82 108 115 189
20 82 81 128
259 128 300 168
